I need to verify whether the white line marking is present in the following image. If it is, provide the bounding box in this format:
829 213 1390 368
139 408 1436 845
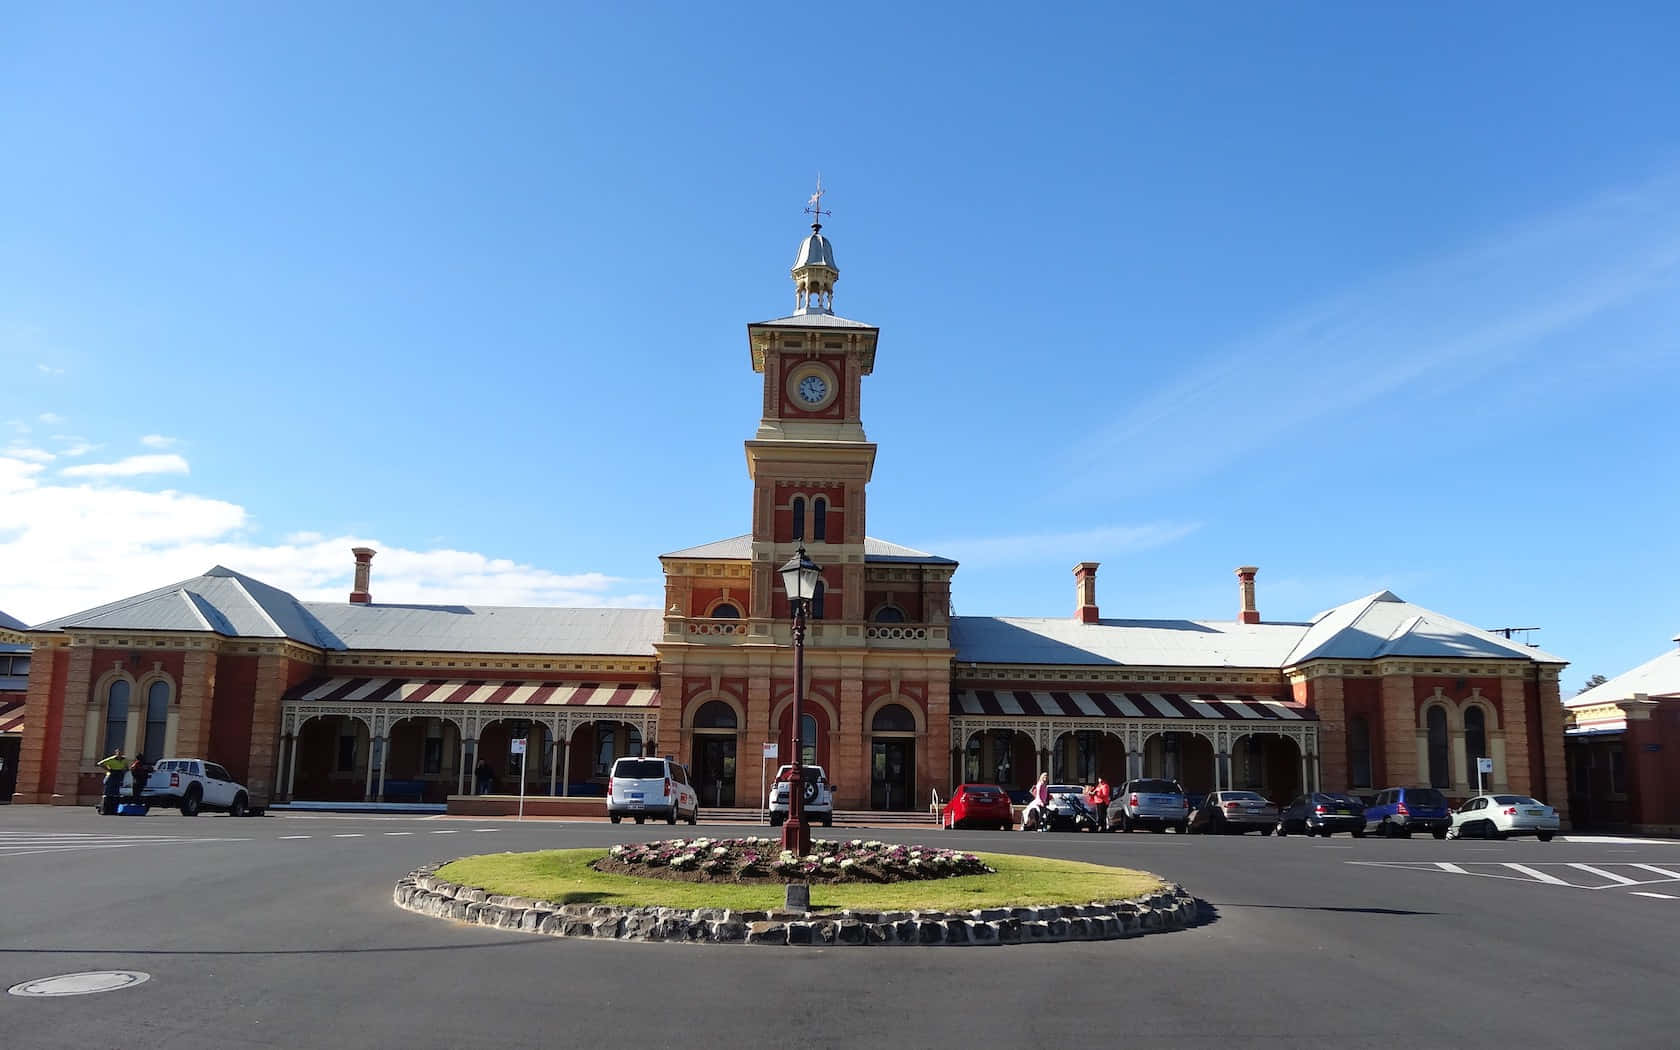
1504 863 1572 885
278 835 311 840
332 833 364 838
1632 863 1680 880
473 828 498 833
1435 862 1469 874
1570 864 1640 886
432 830 459 835
1631 892 1677 900
383 832 413 837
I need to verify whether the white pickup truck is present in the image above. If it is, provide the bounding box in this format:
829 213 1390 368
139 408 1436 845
142 758 255 816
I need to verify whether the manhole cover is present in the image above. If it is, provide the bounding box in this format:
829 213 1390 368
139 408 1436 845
8 971 150 997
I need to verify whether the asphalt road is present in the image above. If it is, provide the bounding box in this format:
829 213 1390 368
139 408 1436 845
1 806 1676 1050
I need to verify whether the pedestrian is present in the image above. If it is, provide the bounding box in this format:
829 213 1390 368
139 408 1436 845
128 752 153 806
96 748 129 815
474 757 494 795
1023 772 1051 832
1087 776 1112 832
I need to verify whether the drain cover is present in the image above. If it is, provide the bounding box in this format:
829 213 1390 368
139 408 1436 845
8 971 150 997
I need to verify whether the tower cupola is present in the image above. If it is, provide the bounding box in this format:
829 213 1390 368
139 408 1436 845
791 177 839 315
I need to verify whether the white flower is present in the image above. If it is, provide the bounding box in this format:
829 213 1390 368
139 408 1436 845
839 858 855 869
711 847 728 857
821 856 836 866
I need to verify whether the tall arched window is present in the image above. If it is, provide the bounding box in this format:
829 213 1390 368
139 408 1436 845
1347 715 1372 788
812 497 828 541
811 580 826 619
1426 706 1450 788
1464 706 1487 781
791 496 806 540
694 700 737 729
143 681 170 759
799 713 818 767
104 680 130 756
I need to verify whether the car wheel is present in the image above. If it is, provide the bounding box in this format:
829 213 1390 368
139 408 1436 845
1446 825 1460 840
228 793 247 818
1261 826 1274 837
688 809 699 826
180 787 201 817
634 815 645 825
1485 823 1505 841
769 812 784 828
1352 827 1365 838
1537 831 1553 842
1432 827 1448 840
1377 820 1391 838
1275 821 1287 837
666 808 677 825
821 814 832 828
610 814 622 824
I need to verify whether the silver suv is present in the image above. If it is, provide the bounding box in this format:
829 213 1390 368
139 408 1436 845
1112 778 1191 834
606 757 699 826
767 764 834 828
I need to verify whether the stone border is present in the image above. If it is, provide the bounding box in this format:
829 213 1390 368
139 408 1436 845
393 862 1201 946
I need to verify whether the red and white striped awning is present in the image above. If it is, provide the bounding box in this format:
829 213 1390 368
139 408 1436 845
284 677 659 708
0 697 23 735
953 690 1312 721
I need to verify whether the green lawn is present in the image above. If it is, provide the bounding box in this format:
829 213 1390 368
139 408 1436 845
435 849 1164 912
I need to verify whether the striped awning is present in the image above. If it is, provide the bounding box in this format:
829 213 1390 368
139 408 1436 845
953 690 1312 721
283 677 659 708
0 697 23 734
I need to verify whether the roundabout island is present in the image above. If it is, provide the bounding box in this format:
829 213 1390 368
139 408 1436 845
394 836 1200 946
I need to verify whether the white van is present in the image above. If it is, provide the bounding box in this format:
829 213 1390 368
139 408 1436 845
606 756 699 826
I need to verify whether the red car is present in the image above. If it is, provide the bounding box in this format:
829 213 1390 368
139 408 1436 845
943 783 1014 830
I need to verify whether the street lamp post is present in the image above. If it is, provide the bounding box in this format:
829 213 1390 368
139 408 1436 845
778 544 822 858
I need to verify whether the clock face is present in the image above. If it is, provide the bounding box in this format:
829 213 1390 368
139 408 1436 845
797 374 829 405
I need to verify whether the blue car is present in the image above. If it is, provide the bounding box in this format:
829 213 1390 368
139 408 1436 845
1363 786 1452 839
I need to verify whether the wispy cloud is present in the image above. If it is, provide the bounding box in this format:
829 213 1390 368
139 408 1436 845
37 412 66 425
4 446 55 464
1071 173 1680 486
36 364 64 376
51 435 100 457
60 454 191 478
140 434 179 449
922 522 1200 569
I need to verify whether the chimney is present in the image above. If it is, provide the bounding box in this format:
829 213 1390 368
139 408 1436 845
350 547 376 604
1236 565 1260 624
1073 562 1100 624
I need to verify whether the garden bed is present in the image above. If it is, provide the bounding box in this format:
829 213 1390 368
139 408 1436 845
592 837 993 884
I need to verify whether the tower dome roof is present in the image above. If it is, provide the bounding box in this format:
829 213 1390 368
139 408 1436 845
794 228 837 271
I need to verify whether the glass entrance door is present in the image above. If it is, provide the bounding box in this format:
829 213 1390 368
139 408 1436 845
871 739 914 811
693 735 736 808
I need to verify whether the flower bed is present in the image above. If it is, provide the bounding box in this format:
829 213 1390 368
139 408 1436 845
593 837 995 884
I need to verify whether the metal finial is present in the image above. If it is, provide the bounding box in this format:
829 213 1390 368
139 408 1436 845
803 173 831 230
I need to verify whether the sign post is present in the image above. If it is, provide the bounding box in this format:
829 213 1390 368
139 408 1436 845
511 738 528 821
762 741 779 824
1476 756 1493 796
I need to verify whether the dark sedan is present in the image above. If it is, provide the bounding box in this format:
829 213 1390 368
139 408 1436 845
1276 792 1367 838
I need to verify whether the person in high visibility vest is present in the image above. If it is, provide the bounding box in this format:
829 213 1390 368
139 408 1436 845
96 749 130 813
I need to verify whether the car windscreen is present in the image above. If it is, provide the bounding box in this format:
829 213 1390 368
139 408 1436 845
1048 785 1083 795
613 759 667 779
1222 791 1266 801
1318 793 1362 805
1492 795 1541 806
1407 789 1447 807
1131 780 1181 794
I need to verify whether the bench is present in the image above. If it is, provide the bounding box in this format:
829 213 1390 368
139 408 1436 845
380 779 427 803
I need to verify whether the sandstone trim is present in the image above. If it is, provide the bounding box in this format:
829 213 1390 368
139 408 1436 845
393 862 1201 946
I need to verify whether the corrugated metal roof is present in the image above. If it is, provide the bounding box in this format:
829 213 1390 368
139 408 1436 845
1283 591 1567 665
750 313 876 329
0 609 27 631
1567 644 1680 707
952 616 1308 668
301 604 662 656
661 534 954 564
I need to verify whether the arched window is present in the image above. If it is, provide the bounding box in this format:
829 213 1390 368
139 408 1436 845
143 681 170 760
791 496 805 540
694 700 737 730
813 497 828 541
1426 706 1450 788
1464 706 1487 781
104 680 130 756
964 732 982 783
871 704 915 733
710 603 740 619
873 605 905 623
1348 715 1372 788
595 725 615 776
628 725 642 757
799 713 818 767
811 580 826 620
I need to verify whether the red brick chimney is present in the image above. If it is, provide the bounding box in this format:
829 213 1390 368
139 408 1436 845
1236 565 1259 624
1074 562 1100 624
350 547 376 604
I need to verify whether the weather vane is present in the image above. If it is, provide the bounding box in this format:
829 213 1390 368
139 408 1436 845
803 173 831 229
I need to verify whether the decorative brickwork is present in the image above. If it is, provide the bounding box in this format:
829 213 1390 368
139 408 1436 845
1380 674 1417 787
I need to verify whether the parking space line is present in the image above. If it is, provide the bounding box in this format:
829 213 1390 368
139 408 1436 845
384 832 413 836
1436 862 1468 874
473 828 498 833
278 835 310 840
432 830 458 835
332 833 364 838
1632 863 1680 880
1503 863 1570 885
1571 864 1640 885
1631 892 1677 900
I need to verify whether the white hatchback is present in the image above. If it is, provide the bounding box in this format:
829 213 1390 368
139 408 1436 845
606 757 699 826
1447 794 1560 841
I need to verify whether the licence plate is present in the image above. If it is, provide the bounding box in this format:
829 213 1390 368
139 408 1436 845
1526 809 1545 816
1338 809 1354 815
627 792 643 800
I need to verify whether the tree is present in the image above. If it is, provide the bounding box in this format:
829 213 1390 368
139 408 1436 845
1576 674 1608 696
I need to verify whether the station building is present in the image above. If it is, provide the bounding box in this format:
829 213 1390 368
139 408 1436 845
6 218 1573 821
1565 633 1680 836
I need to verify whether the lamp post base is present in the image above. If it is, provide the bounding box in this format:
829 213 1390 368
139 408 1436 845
779 817 811 858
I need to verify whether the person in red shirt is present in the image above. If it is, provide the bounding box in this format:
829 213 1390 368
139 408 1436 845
1086 777 1112 832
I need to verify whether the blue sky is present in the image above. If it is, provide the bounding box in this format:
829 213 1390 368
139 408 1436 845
3 4 1678 692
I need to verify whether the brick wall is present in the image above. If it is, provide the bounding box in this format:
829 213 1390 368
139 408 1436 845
1381 674 1418 786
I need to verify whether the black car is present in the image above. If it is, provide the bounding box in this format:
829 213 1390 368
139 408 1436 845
1277 792 1367 837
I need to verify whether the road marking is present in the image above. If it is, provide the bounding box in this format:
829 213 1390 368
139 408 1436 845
432 830 459 835
1632 863 1680 880
1570 864 1640 885
278 835 310 840
1631 892 1677 900
474 828 498 833
1504 863 1571 885
332 833 364 838
1436 862 1468 874
383 832 413 836
0 833 247 858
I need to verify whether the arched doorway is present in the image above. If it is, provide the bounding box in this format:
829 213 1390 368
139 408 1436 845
1051 730 1127 786
1138 731 1214 793
869 703 917 811
1231 731 1303 803
961 729 1035 795
690 700 738 808
291 714 371 802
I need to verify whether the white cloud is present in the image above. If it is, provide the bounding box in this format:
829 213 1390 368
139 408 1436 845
5 446 56 464
36 364 64 376
0 453 657 625
37 412 66 425
51 436 100 457
61 454 191 478
6 420 28 435
922 522 1200 570
140 434 178 449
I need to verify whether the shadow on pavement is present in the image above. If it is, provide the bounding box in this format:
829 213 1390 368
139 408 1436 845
1211 904 1438 916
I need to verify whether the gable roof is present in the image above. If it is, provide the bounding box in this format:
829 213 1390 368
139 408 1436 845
1567 642 1680 706
952 616 1308 668
0 609 27 631
1282 590 1567 665
661 534 955 565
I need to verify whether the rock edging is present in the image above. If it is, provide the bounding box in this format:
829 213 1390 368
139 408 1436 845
393 862 1201 946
